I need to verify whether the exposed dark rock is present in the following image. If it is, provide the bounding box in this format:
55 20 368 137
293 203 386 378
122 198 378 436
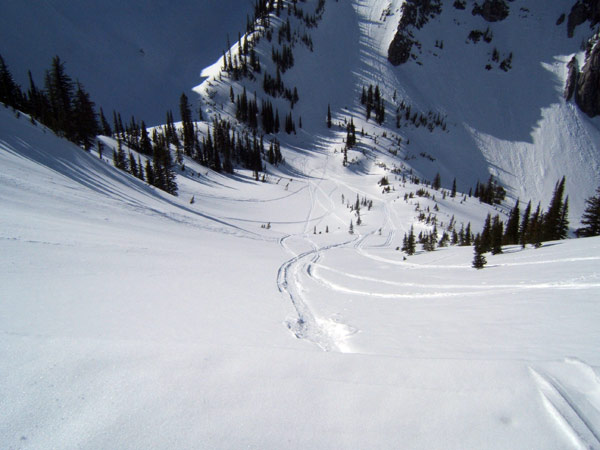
388 32 415 66
575 42 600 116
564 56 579 101
387 0 442 66
567 0 600 38
472 0 510 22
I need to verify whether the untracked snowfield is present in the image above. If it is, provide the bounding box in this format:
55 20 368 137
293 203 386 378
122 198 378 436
1 106 600 449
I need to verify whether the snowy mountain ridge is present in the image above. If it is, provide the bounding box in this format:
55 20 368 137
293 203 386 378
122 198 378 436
194 0 600 222
1 0 600 448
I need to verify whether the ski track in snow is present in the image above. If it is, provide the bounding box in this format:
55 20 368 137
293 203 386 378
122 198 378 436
530 362 600 449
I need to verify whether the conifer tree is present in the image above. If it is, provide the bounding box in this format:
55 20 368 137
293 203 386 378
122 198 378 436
491 215 503 254
179 93 196 157
99 108 112 136
327 104 332 128
451 178 457 198
542 176 567 241
577 186 600 237
504 199 520 245
472 236 487 269
72 82 98 150
519 201 531 248
432 172 441 190
0 54 22 109
45 56 75 139
480 213 492 252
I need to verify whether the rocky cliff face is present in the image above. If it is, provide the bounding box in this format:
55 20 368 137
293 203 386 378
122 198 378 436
563 0 600 116
388 0 442 66
574 41 600 116
564 56 580 101
472 0 510 22
567 0 600 38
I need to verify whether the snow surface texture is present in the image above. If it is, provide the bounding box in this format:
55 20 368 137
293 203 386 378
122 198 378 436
2 103 600 449
0 0 249 125
2 0 600 448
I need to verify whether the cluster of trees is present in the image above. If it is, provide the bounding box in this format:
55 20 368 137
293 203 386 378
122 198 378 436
395 101 447 131
577 185 600 237
235 87 260 128
260 99 280 134
473 177 569 268
474 176 506 205
271 44 295 72
262 69 299 107
360 84 385 124
0 54 98 150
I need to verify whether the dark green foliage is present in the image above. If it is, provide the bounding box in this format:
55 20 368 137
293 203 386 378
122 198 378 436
72 82 99 150
402 225 417 255
327 104 332 128
361 84 385 124
479 213 492 252
474 176 506 205
519 201 531 248
451 178 457 197
577 186 600 236
432 172 441 190
542 177 568 241
99 108 112 136
179 93 196 157
45 56 77 139
490 215 503 254
0 54 23 109
472 236 487 269
345 117 356 148
503 199 520 245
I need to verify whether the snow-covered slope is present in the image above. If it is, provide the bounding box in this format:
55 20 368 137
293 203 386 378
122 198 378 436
0 0 250 125
2 0 600 447
196 0 600 223
2 88 600 449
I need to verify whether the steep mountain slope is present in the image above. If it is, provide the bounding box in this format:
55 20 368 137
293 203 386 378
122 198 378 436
2 0 600 448
0 0 249 125
2 93 600 449
196 0 600 223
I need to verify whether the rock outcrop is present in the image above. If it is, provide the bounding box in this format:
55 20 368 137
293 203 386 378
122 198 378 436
575 42 600 116
564 56 580 101
567 0 600 38
388 0 442 66
472 0 510 23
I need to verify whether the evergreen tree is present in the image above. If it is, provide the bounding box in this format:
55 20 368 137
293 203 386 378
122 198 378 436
491 215 504 254
179 92 196 157
327 104 332 128
139 121 152 155
406 225 416 255
528 203 543 248
45 56 75 139
503 199 520 245
472 236 487 269
71 82 98 150
432 172 441 190
0 54 22 109
577 186 600 237
542 176 567 241
451 178 457 198
479 213 492 252
519 200 531 248
99 108 112 136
